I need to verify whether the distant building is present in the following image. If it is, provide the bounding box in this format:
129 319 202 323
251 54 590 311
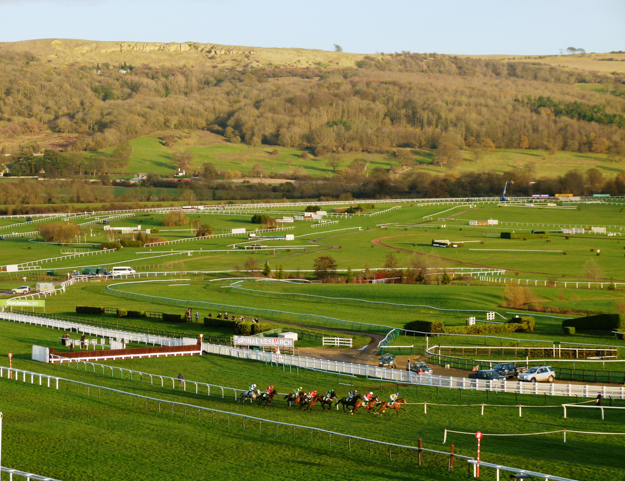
174 168 186 177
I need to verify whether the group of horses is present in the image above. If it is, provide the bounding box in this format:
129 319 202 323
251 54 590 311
239 389 407 416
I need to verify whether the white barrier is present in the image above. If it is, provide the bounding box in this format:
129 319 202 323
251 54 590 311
466 461 576 481
322 337 353 347
1 467 63 481
478 276 625 289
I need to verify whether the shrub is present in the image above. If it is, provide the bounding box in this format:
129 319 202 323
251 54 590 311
76 306 105 315
127 310 146 318
204 317 237 330
251 323 272 334
508 316 536 332
305 205 321 212
443 323 524 335
162 313 186 323
236 322 253 335
501 232 549 240
562 313 625 331
251 214 275 226
404 320 445 333
100 242 121 250
120 240 142 248
117 309 128 318
563 326 575 335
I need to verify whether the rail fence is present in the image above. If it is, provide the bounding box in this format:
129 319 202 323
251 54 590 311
477 276 625 289
0 366 467 471
0 231 38 239
322 337 353 347
466 461 576 481
15 248 116 268
0 467 62 481
143 227 295 247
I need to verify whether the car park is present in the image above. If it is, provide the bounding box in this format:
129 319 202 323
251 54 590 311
379 354 397 368
408 362 432 374
518 366 556 383
468 369 505 380
11 286 30 294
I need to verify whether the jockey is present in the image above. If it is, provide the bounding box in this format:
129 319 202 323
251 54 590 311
307 390 318 401
294 386 303 396
249 383 257 393
363 391 374 403
348 389 358 400
390 392 399 404
325 389 335 401
267 385 274 395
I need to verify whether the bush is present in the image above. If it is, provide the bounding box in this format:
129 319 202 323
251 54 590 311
204 317 237 330
562 313 625 331
563 326 576 335
403 320 445 333
120 240 142 248
163 313 186 323
444 323 524 335
508 316 536 332
236 322 253 335
500 232 549 240
251 323 272 334
127 310 146 318
117 309 127 318
251 214 275 226
305 205 321 212
76 306 105 315
100 242 121 250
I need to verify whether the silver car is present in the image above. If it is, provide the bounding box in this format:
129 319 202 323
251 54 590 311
518 366 556 383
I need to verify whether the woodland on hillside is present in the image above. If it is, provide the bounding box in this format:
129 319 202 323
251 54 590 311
1 50 624 166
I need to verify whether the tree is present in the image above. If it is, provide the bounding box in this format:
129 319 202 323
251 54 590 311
251 163 265 178
162 211 189 226
346 267 354 283
262 261 272 277
585 168 604 193
173 150 194 171
584 259 603 287
566 47 578 55
334 44 343 52
196 224 214 237
275 265 284 279
519 135 530 149
325 155 343 174
314 256 337 281
201 162 218 179
592 138 609 154
244 257 259 276
383 252 401 282
433 140 462 170
395 150 414 167
38 222 81 242
503 283 535 308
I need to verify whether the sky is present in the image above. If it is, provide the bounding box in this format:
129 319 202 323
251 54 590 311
0 0 624 55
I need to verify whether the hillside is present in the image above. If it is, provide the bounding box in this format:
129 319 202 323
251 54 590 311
1 39 624 183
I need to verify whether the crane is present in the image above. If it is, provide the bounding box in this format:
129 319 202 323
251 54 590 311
500 180 514 202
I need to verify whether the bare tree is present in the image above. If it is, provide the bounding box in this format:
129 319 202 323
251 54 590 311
334 44 343 52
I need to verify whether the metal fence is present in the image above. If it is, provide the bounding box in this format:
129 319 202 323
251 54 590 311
1 467 63 481
477 276 625 289
0 366 466 470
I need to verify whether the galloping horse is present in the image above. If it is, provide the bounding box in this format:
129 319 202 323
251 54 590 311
377 398 407 416
284 391 306 407
335 394 361 412
301 394 323 411
351 396 380 415
238 388 261 404
318 392 338 411
258 389 279 407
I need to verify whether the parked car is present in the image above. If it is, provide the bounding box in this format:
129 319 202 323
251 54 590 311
111 266 136 276
491 362 526 379
468 369 505 380
379 354 397 368
408 362 432 374
518 366 556 383
11 286 30 294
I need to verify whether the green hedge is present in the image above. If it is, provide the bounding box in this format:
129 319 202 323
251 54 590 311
76 306 105 315
563 326 575 335
204 317 238 329
117 309 127 318
403 320 445 333
120 240 142 248
251 323 272 334
508 316 536 332
100 242 121 250
501 232 549 240
562 314 625 331
163 313 186 323
236 322 253 335
443 323 524 335
127 310 146 319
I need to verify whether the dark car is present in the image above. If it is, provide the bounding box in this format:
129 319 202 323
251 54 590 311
492 362 525 379
379 354 397 368
468 369 505 380
408 362 432 374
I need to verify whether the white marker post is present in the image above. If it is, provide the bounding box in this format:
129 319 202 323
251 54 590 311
8 353 12 380
0 412 3 472
475 431 482 478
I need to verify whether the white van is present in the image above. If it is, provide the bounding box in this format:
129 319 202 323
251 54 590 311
111 266 137 276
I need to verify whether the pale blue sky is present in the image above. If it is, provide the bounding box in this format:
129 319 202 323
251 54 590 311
1 0 623 55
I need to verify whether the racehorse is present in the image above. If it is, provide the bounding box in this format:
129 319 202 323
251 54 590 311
335 394 361 412
377 398 407 416
238 388 261 404
351 396 380 415
258 389 279 407
284 391 306 407
301 394 324 411
318 392 338 411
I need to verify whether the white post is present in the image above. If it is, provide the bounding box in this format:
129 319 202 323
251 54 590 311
0 411 3 472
